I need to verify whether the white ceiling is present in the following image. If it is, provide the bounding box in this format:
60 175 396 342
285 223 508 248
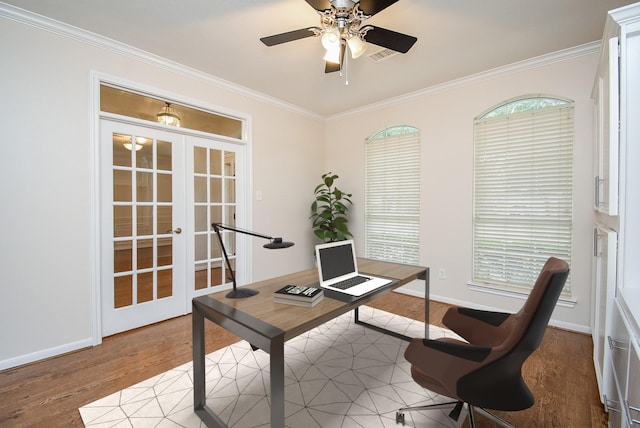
3 0 637 116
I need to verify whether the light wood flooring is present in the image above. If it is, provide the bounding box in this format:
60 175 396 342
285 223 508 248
0 292 607 427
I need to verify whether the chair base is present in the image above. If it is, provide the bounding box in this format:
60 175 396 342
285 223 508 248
395 400 514 428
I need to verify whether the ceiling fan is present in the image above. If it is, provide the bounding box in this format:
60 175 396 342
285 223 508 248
260 0 417 73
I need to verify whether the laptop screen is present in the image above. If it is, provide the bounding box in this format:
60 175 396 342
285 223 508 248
318 241 356 281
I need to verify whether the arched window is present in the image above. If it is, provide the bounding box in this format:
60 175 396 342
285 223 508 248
473 96 574 295
365 126 420 264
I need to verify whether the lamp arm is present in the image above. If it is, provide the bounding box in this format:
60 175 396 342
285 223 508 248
213 224 237 288
211 223 278 242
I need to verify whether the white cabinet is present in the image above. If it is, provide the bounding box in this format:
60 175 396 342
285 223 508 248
593 224 618 398
592 4 640 428
618 19 640 328
593 36 619 215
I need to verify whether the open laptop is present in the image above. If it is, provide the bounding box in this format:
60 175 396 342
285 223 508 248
315 240 393 299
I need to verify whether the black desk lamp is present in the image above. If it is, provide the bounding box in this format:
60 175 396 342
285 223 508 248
212 223 294 298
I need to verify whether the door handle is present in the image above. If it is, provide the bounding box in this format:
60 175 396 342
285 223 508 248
166 227 182 234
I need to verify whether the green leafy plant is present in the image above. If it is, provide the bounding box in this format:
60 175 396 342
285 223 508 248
310 172 353 243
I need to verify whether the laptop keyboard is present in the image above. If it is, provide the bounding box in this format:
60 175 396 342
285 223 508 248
331 275 370 290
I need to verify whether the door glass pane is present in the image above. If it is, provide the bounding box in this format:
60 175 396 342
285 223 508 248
158 269 173 298
225 177 236 203
157 174 172 202
210 149 222 175
157 206 172 235
137 172 153 202
210 177 222 203
157 141 172 171
114 275 132 308
137 239 153 269
137 206 153 236
113 170 132 202
225 152 235 176
194 176 206 203
225 206 236 227
211 260 223 286
195 206 207 232
114 206 132 237
114 241 132 272
210 206 222 225
195 234 207 261
194 147 207 174
137 272 153 303
136 137 153 168
195 263 207 290
158 237 172 266
113 134 132 167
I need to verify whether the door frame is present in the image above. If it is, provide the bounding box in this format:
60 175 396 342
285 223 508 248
89 72 252 344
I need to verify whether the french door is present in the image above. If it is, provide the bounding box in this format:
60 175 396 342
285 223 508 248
100 119 246 336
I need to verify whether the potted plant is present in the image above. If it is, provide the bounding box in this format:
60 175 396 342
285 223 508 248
310 172 353 243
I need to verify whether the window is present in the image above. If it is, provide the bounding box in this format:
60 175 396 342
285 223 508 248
473 96 573 295
365 126 421 264
100 84 243 139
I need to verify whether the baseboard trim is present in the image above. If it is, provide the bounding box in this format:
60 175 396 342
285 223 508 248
0 338 94 371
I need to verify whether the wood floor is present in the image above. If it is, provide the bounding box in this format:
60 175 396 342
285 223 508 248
0 292 607 427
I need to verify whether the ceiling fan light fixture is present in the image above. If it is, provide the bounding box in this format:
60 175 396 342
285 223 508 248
157 102 181 127
321 28 341 50
323 46 341 64
347 35 367 59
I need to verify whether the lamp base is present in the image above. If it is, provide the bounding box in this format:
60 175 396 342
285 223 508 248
225 287 259 299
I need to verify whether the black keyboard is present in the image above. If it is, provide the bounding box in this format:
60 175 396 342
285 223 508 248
331 275 370 290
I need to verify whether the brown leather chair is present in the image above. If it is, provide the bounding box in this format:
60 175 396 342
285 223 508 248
396 257 570 427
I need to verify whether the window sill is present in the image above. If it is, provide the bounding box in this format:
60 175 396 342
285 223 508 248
467 282 577 308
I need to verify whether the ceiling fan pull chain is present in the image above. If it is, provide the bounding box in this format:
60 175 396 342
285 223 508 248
340 43 349 86
345 49 350 85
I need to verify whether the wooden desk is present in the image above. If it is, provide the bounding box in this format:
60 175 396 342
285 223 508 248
192 258 428 428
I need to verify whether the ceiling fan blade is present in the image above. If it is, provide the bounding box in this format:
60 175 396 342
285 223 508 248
305 0 332 11
260 27 320 46
363 26 417 53
358 0 399 16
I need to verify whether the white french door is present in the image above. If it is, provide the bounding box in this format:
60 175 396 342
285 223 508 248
100 120 246 336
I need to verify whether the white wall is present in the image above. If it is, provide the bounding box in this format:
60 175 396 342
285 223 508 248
0 14 324 368
324 51 598 332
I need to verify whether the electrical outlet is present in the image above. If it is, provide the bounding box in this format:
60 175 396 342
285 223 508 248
438 268 446 280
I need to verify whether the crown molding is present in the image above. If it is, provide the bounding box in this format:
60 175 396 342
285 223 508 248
327 41 601 121
0 2 324 121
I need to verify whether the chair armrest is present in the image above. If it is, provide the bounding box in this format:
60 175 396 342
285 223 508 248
457 307 511 327
421 339 491 362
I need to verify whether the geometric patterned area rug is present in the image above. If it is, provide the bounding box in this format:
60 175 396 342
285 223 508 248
79 306 465 427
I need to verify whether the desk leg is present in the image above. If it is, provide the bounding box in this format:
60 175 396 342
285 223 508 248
193 303 206 412
270 335 285 427
193 302 227 427
424 272 430 340
354 307 412 342
355 271 430 341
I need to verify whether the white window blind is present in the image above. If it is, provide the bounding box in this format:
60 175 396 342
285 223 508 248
473 99 573 294
365 126 420 264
